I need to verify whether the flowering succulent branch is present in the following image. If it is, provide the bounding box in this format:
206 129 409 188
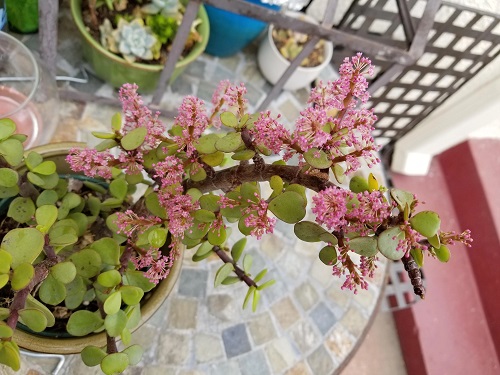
0 53 472 374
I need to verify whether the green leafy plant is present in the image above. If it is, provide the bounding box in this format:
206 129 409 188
85 0 203 64
0 54 472 374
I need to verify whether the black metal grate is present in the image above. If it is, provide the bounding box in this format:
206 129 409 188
331 0 500 154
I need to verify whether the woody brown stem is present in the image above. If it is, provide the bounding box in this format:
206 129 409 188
213 246 257 288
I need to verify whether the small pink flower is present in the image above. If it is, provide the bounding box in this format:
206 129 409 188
242 195 276 239
312 187 352 231
173 96 209 157
66 148 114 179
250 111 290 154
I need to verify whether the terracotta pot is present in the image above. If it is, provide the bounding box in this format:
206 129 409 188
257 11 334 91
9 142 182 354
69 0 209 92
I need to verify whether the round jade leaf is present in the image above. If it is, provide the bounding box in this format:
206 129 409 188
67 310 104 336
121 127 147 150
18 309 48 332
31 161 56 176
25 294 55 327
123 270 155 292
36 189 58 206
435 244 451 262
232 149 255 161
0 118 16 140
11 262 34 291
50 262 77 284
220 111 238 128
294 221 330 243
104 309 127 337
120 285 144 306
270 175 284 193
97 269 122 288
0 138 24 166
81 345 107 367
208 226 227 246
349 236 379 257
190 165 207 182
109 179 128 201
0 249 12 273
69 249 102 278
201 151 225 167
199 194 220 212
409 211 441 238
410 248 424 268
65 275 87 310
214 262 234 288
215 132 243 152
39 274 66 306
390 189 415 211
319 245 338 265
0 274 8 289
231 238 246 263
123 345 144 366
103 291 122 315
35 205 58 233
195 133 220 154
0 322 13 338
349 175 369 193
148 228 168 248
0 185 19 199
428 234 441 249
144 193 167 219
0 340 21 371
304 148 332 169
0 168 18 188
268 191 306 224
25 151 43 169
332 164 346 184
2 228 44 269
100 353 129 375
7 197 36 224
377 227 406 260
241 182 260 203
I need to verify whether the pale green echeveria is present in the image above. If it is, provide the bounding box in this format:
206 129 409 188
142 0 179 16
102 18 158 64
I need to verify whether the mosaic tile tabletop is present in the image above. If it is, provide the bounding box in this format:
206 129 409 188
4 5 388 374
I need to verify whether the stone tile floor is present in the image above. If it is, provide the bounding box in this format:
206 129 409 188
0 3 409 374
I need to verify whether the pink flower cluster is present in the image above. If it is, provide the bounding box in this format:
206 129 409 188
66 148 114 179
131 247 175 285
242 194 276 240
115 210 162 238
312 187 351 231
173 96 209 158
250 111 290 154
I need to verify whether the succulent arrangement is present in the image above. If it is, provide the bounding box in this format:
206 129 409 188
84 0 203 64
0 54 472 374
272 26 327 67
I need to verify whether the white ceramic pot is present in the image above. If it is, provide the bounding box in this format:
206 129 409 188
257 11 334 91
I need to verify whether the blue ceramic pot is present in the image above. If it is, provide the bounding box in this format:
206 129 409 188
205 0 280 57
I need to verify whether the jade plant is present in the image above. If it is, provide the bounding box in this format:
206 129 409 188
86 0 203 65
0 54 472 374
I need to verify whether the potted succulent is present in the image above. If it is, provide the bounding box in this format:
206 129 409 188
257 10 334 90
0 54 472 374
70 0 210 91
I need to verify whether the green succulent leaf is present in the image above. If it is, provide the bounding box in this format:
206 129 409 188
95 139 119 152
65 275 87 310
123 270 155 292
35 205 59 233
120 285 144 306
410 248 424 268
428 234 441 249
7 197 35 224
377 227 406 260
215 132 243 152
254 269 268 283
39 274 66 305
332 164 346 184
0 185 19 198
0 274 8 289
122 344 144 366
390 189 415 211
109 179 128 201
145 193 167 219
319 245 337 265
409 211 441 238
104 309 128 337
0 138 24 166
232 149 255 160
0 322 13 338
81 345 107 367
69 249 102 278
67 310 104 336
199 194 220 212
252 288 261 312
194 209 216 223
0 249 12 273
97 269 122 288
0 118 16 140
243 285 256 310
231 238 247 263
148 227 168 248
121 127 147 150
435 244 451 262
36 189 58 207
304 148 332 169
11 262 34 291
243 254 253 274
0 340 21 371
111 112 122 131
32 161 56 175
208 226 227 246
268 191 306 224
104 291 122 315
349 236 379 257
92 131 117 140
25 151 43 169
0 168 18 188
195 133 220 154
200 151 225 167
18 309 48 332
100 352 129 375
25 294 55 327
349 175 369 193
294 221 335 243
214 262 234 288
2 228 44 269
220 111 238 128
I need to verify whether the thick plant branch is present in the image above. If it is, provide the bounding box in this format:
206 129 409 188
185 163 334 194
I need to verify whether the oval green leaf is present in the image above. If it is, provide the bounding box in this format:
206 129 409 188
67 310 104 336
409 211 441 238
121 127 147 150
268 191 306 224
319 245 337 265
11 262 34 291
19 309 48 332
304 147 332 169
377 226 406 260
2 228 44 269
349 236 379 257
